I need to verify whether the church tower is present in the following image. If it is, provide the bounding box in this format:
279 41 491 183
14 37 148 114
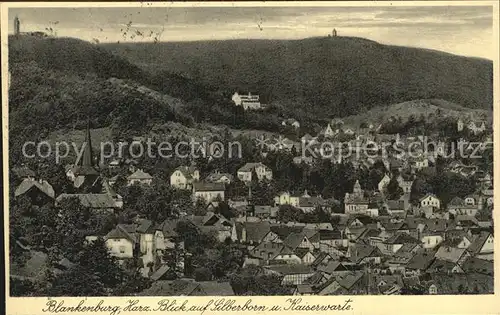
332 28 337 37
14 16 20 35
353 180 363 197
71 119 101 192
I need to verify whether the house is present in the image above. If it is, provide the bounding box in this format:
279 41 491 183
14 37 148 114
462 257 494 276
427 259 464 274
344 180 369 215
283 232 315 252
294 248 316 265
253 205 279 219
263 264 316 286
231 221 271 244
127 169 153 186
322 124 337 138
316 261 350 278
435 246 471 267
155 219 184 253
56 193 123 212
447 197 478 217
467 232 494 260
237 162 272 183
232 92 262 110
419 194 440 209
170 166 200 190
205 171 234 185
371 275 404 295
104 224 138 260
192 182 225 205
318 229 348 250
274 191 301 207
384 200 407 216
397 174 414 193
249 242 301 265
139 279 234 296
282 118 300 129
14 178 55 205
382 233 421 253
348 243 383 265
378 174 391 193
317 271 366 295
404 250 436 276
387 243 421 273
187 212 233 242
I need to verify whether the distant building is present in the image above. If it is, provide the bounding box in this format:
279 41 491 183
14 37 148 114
282 118 300 129
15 178 55 206
192 182 225 205
14 16 20 35
344 180 369 215
232 92 262 110
127 169 153 186
170 166 200 190
237 162 273 183
332 28 337 37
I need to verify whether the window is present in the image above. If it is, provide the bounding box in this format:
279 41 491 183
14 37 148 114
119 246 126 254
114 239 120 242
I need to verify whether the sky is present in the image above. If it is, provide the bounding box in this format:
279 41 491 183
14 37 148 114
8 5 495 59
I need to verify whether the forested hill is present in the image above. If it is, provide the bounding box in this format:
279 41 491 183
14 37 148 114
103 36 493 117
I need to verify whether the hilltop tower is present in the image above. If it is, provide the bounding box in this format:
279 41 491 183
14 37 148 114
332 28 337 37
14 16 20 35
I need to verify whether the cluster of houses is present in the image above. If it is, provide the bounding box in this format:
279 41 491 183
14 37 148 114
11 113 494 295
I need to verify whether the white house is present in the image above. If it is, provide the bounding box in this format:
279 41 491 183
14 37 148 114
420 194 441 209
170 166 200 190
193 182 225 205
232 92 262 110
104 224 137 260
237 162 273 183
205 171 234 185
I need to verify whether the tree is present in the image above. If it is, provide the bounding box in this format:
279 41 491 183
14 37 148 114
385 176 403 200
193 267 212 281
276 205 304 223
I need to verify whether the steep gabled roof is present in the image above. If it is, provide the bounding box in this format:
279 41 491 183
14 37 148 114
15 179 55 199
467 232 491 255
105 224 137 243
127 169 153 180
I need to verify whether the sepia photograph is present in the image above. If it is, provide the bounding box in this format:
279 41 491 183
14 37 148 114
2 1 497 308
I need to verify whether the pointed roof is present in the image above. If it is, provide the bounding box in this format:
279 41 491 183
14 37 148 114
73 119 99 176
80 119 94 168
127 169 153 180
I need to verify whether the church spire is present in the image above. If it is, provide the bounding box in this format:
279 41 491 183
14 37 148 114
80 118 94 167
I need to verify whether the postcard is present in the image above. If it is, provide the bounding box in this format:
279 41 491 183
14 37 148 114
2 1 499 314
